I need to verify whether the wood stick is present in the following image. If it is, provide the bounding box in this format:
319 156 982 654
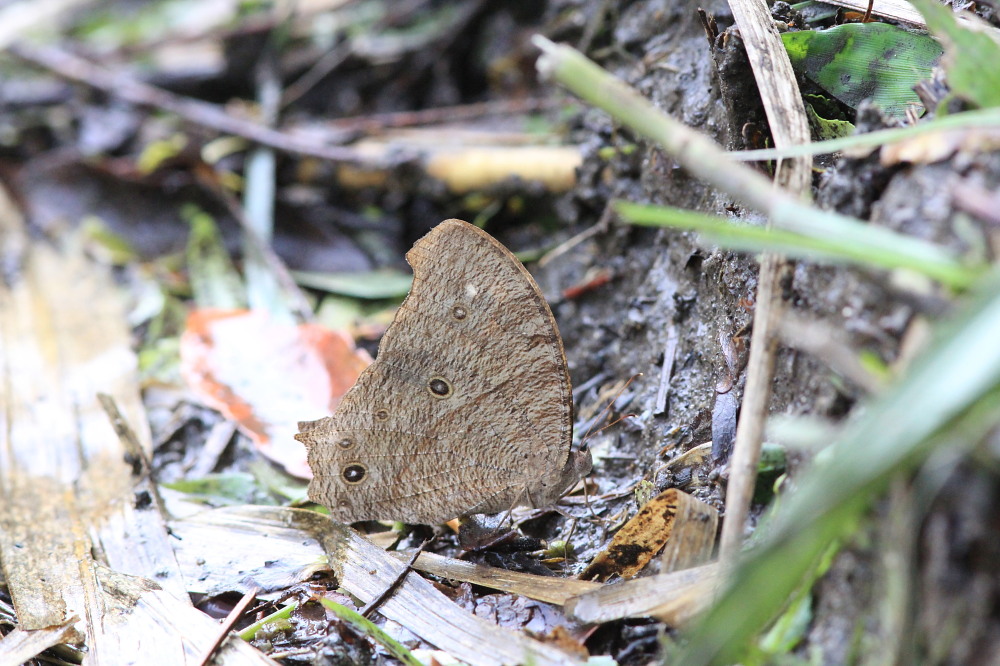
7 43 384 165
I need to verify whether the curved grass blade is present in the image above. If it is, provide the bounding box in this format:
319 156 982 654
729 106 1000 161
533 37 978 290
617 201 976 281
681 268 1000 664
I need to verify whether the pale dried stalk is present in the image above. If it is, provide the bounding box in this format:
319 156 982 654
0 184 271 664
718 0 812 562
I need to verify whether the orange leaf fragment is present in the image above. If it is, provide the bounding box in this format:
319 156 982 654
579 489 718 582
180 308 371 477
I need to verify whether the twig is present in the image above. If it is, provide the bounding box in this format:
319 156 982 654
326 97 572 133
571 372 608 400
189 420 237 478
281 43 351 108
778 311 886 394
97 393 152 473
283 0 499 111
359 540 429 618
97 393 169 513
719 253 786 545
655 326 679 415
577 0 614 54
196 586 259 666
6 43 385 165
538 206 611 268
201 179 316 323
242 24 286 316
952 180 1000 228
820 0 925 26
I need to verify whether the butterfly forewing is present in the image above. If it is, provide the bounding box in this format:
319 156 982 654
298 219 576 523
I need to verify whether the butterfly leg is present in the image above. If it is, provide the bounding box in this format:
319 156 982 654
457 514 520 550
489 486 531 537
580 476 601 521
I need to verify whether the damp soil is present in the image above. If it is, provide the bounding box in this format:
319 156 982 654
11 0 997 662
108 0 998 660
512 0 1000 663
170 0 997 660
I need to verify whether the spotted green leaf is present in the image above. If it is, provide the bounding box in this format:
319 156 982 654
782 22 943 119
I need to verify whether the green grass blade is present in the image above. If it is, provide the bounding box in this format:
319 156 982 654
726 109 1000 162
618 202 971 280
239 603 295 641
909 0 1000 109
238 598 423 665
729 106 1000 161
769 199 978 289
533 37 978 290
617 202 979 289
184 205 246 310
317 598 425 666
293 269 413 300
681 268 1000 664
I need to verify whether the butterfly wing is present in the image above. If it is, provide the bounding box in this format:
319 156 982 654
296 219 577 524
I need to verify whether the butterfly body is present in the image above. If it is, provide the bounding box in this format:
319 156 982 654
296 219 590 524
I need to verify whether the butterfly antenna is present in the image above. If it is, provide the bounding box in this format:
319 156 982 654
579 373 643 444
560 517 578 561
580 475 600 521
591 412 638 436
574 374 642 522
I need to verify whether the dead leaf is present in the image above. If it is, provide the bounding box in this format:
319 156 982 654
180 308 371 477
580 488 717 582
880 127 1000 166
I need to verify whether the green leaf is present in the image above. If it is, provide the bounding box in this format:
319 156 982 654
162 473 276 506
247 460 308 503
757 540 837 657
138 336 181 384
908 0 1000 109
782 22 943 119
315 295 365 332
293 269 413 300
803 95 855 141
79 215 138 265
183 205 246 310
758 443 787 475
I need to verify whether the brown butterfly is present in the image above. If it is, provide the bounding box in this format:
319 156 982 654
295 219 591 524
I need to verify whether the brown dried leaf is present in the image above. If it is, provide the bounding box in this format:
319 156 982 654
580 489 717 582
880 127 1000 166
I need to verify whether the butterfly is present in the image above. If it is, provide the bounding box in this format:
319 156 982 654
296 219 591 524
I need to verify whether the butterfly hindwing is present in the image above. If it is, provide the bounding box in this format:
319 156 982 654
297 219 579 523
